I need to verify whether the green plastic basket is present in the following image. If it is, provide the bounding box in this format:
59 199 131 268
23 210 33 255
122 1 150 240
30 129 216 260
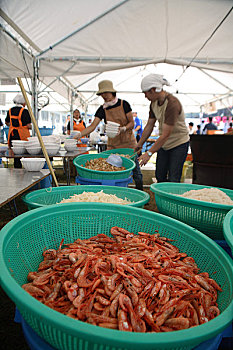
150 183 233 240
73 153 135 180
0 204 233 350
223 208 233 256
102 148 137 161
22 185 150 210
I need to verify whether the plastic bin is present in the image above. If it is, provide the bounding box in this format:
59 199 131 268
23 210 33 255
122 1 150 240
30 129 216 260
38 127 54 136
75 175 132 187
214 240 232 258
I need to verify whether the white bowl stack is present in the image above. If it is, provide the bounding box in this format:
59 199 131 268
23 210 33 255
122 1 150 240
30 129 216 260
105 121 120 138
26 136 61 156
43 136 60 156
20 158 46 172
64 139 78 152
25 138 41 155
11 140 27 155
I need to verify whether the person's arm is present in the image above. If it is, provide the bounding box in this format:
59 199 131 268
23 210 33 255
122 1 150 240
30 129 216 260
139 123 174 166
27 123 32 129
135 125 141 132
73 117 101 138
5 121 10 126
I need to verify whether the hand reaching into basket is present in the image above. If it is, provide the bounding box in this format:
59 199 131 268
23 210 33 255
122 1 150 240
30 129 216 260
138 151 151 166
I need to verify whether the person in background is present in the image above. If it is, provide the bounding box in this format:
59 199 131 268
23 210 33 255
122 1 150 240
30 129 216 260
188 122 194 135
227 122 233 133
135 74 189 183
72 80 143 190
200 120 205 134
133 112 143 156
202 116 217 134
194 124 201 134
67 109 86 146
5 94 32 168
133 112 143 142
223 117 230 133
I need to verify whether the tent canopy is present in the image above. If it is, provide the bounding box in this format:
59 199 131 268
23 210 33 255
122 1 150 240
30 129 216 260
0 0 233 114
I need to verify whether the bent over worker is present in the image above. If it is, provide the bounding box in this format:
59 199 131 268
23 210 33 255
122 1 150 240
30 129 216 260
73 80 143 190
136 74 189 183
5 94 32 168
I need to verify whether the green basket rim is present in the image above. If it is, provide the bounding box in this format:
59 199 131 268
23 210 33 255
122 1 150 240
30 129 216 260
73 153 135 175
150 182 233 210
22 185 150 208
0 203 233 348
102 148 136 160
223 208 233 251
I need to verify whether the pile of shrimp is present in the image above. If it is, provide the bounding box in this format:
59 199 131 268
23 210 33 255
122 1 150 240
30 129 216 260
22 227 222 332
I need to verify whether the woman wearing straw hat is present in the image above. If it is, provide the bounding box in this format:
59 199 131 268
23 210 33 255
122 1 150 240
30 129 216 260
73 80 143 190
136 74 189 183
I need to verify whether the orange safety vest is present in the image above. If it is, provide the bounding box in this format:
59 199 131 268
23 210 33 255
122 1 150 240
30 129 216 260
68 120 86 147
8 107 30 146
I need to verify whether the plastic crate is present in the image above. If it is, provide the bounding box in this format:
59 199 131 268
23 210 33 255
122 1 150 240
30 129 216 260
214 240 232 258
73 153 135 180
102 148 137 161
0 203 233 350
150 183 233 240
38 127 53 136
22 185 150 210
223 208 233 256
75 175 132 187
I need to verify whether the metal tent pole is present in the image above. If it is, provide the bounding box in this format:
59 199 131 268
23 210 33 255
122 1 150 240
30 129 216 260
17 77 59 187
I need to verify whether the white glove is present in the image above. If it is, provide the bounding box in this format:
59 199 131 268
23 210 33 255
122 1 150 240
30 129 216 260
117 126 126 135
70 130 81 139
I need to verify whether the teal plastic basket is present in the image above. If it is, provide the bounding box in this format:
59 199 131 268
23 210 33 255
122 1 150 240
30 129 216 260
22 185 150 210
102 148 137 161
150 183 233 240
223 208 233 256
0 203 233 350
73 153 135 180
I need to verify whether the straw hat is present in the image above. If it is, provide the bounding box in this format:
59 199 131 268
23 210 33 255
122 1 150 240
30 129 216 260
96 80 116 95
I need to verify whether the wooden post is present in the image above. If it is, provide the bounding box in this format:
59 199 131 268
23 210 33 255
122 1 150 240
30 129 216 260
17 77 59 187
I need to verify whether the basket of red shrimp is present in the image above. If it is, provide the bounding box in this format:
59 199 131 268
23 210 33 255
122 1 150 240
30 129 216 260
0 203 233 350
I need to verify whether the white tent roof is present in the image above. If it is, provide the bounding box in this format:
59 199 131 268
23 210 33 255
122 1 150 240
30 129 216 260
0 0 233 114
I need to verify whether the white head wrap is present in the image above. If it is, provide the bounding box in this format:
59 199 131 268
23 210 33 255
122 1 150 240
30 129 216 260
141 74 170 92
13 93 25 105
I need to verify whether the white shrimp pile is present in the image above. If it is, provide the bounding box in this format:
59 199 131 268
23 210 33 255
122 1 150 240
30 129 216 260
58 190 133 205
179 188 233 205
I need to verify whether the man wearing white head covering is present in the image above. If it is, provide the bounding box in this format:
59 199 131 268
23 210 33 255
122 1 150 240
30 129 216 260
5 93 32 168
136 74 189 183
